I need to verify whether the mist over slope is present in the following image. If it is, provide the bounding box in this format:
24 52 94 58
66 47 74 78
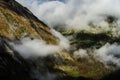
1 0 120 80
0 0 71 58
17 0 120 75
17 0 120 74
0 0 69 80
9 29 69 59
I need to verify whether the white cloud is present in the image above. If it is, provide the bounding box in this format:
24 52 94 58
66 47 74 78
9 29 70 58
16 0 120 30
95 43 120 68
15 0 120 68
74 49 88 58
51 29 70 50
9 38 60 58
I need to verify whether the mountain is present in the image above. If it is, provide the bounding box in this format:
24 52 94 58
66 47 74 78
0 0 120 80
0 0 59 80
0 0 58 44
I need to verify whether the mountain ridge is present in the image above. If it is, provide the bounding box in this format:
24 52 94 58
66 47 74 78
0 0 60 80
0 0 59 44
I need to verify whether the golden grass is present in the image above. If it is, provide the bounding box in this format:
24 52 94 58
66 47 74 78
54 52 112 80
0 6 59 44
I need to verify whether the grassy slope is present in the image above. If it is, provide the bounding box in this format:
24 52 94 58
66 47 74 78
0 1 59 44
0 1 117 80
50 29 120 80
52 52 112 80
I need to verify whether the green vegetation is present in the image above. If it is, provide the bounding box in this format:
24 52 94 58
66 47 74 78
54 52 112 80
62 30 74 35
60 29 120 49
53 29 119 79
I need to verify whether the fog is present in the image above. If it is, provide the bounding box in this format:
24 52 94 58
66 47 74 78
16 0 120 31
8 28 70 59
15 0 120 68
51 29 70 50
95 43 120 68
9 38 60 58
74 49 88 58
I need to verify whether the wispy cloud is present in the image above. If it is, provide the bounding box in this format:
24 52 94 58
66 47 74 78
15 0 120 68
9 30 69 58
16 0 120 30
95 43 120 68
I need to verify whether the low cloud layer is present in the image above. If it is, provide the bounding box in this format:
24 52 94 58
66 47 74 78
74 49 88 58
9 38 60 58
51 29 70 50
15 0 120 68
73 43 120 68
16 0 120 30
9 29 69 59
95 43 120 68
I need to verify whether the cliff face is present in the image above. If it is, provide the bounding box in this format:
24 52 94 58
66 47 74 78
0 0 58 44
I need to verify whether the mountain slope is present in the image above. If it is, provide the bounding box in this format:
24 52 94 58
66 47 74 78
0 37 32 80
0 0 58 44
0 0 59 80
0 0 120 80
